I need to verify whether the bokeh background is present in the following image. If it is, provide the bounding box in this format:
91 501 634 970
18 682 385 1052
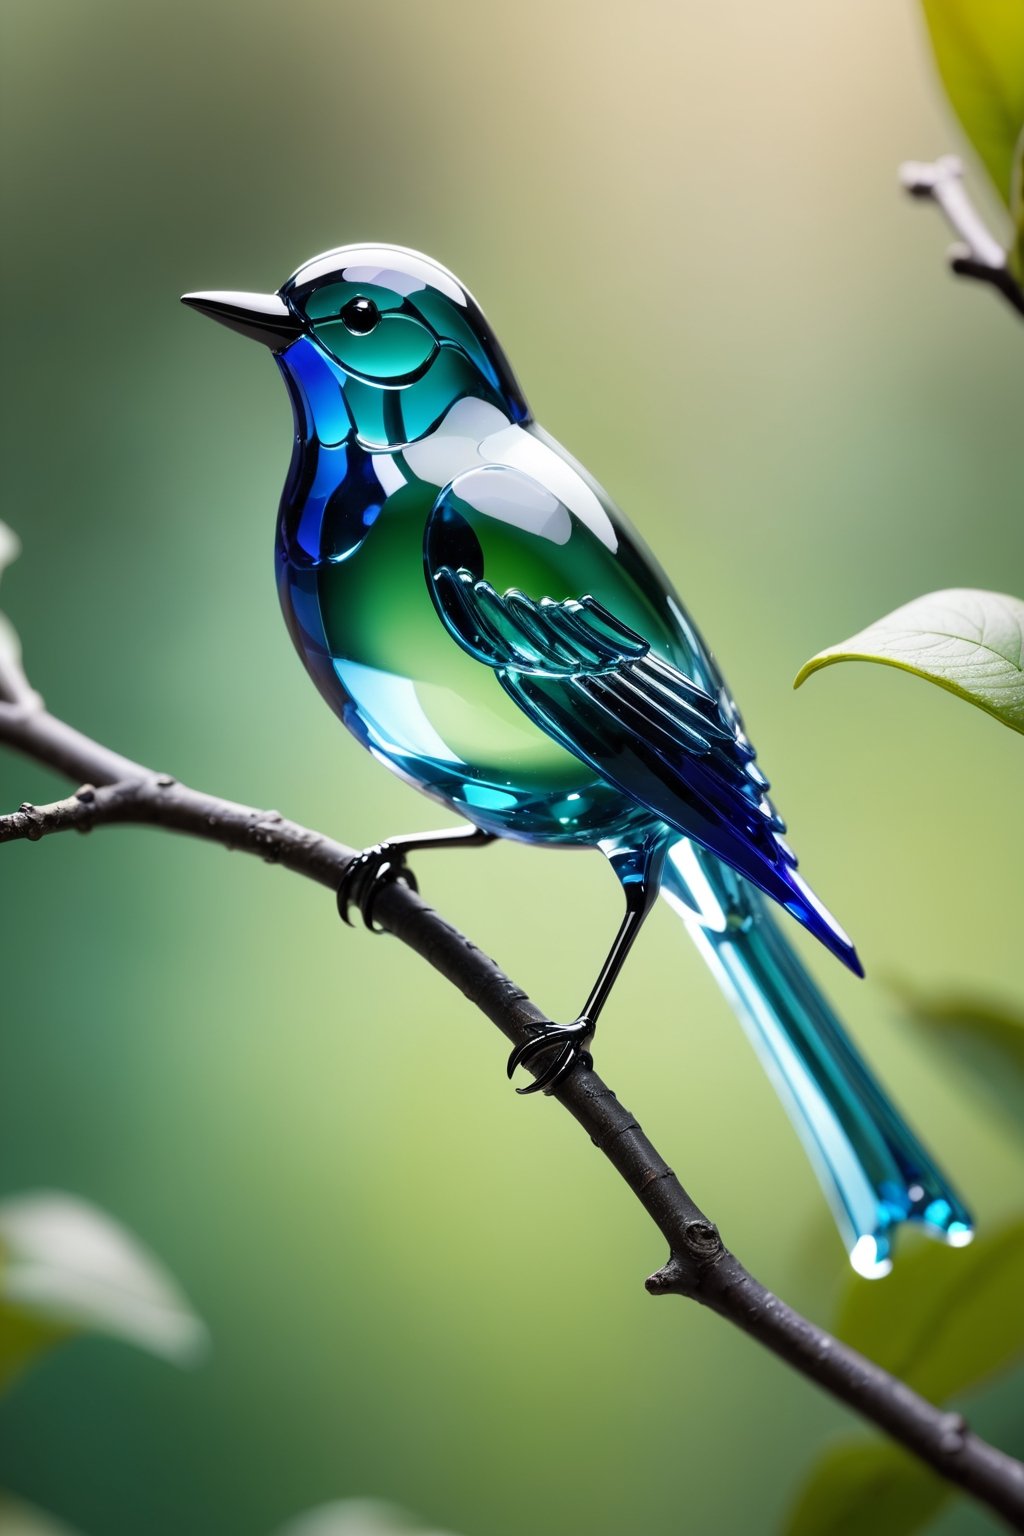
1 2 1022 1532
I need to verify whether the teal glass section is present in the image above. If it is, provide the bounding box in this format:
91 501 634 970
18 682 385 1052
663 842 973 1274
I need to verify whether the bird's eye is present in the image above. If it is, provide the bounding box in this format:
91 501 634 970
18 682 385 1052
340 296 381 335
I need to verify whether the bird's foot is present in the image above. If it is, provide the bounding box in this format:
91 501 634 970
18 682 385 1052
507 1019 594 1096
337 843 419 932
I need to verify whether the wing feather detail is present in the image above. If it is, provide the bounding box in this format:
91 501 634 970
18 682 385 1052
432 564 787 851
423 467 859 973
431 565 648 673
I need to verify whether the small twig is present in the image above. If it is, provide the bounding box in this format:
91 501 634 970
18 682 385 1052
2 698 1024 1531
900 156 1024 319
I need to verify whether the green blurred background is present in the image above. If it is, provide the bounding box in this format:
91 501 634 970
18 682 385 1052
1 1 1021 1531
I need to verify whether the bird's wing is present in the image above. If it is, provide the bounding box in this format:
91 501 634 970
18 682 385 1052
425 462 859 972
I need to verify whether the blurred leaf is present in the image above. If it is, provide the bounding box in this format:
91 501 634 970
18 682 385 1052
0 521 30 706
921 0 1024 210
0 1191 207 1391
0 1495 84 1535
794 589 1024 735
786 1441 948 1536
273 1502 462 1536
892 979 1024 1133
0 523 19 579
1011 127 1024 281
834 1219 1024 1404
0 613 28 704
0 1310 69 1396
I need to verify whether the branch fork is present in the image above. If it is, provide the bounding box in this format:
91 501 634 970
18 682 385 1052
901 155 1024 318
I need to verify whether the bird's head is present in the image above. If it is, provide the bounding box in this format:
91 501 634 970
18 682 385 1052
182 244 529 450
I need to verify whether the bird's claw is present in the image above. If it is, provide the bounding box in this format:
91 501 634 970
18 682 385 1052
507 1021 594 1096
337 843 419 932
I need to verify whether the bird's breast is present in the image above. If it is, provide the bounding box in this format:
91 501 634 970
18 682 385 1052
276 470 629 841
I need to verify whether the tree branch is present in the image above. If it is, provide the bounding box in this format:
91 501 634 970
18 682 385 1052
2 697 1024 1532
900 155 1024 319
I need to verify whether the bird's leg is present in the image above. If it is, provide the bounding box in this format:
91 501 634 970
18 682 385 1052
337 824 496 931
508 842 664 1096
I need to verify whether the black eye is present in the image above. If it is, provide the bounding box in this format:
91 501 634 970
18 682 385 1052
340 296 380 335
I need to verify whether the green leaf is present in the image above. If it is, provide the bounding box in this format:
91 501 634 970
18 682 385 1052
834 1219 1024 1404
0 1192 207 1392
273 1503 462 1536
0 1495 84 1536
891 979 1024 1134
794 589 1024 735
921 0 1024 211
786 1442 948 1536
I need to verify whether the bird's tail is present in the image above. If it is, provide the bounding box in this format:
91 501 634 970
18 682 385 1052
661 839 973 1275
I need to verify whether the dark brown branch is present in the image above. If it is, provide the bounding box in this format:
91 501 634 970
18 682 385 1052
901 156 1024 319
2 699 1024 1532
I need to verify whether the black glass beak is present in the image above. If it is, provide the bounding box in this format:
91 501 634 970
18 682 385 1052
180 290 302 351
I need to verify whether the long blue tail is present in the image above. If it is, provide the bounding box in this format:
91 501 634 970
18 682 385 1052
662 839 973 1275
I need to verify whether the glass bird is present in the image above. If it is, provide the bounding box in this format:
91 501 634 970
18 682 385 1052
183 246 972 1275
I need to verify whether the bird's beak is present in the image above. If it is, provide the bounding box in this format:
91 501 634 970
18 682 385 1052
180 290 302 351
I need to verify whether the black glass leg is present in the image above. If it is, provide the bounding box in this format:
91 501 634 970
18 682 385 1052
508 867 660 1095
337 825 496 930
